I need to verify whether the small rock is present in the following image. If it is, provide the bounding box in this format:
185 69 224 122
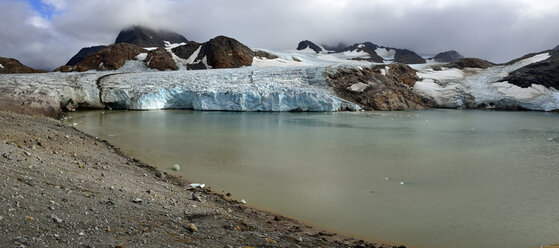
48 206 54 211
400 181 406 185
192 194 202 202
186 223 198 232
24 151 31 156
2 153 12 160
172 164 181 171
50 214 63 223
131 198 143 204
240 199 247 204
78 231 84 236
549 137 554 141
155 171 166 180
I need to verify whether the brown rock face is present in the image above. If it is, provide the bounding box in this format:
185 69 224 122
172 36 255 69
0 57 46 74
144 48 178 71
56 43 145 72
326 64 433 110
204 36 254 68
449 58 494 69
254 50 279 60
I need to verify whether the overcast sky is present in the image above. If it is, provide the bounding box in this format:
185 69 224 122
1 0 558 70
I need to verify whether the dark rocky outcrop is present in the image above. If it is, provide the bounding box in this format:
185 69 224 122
172 36 254 69
204 36 255 68
433 50 464 63
448 58 494 69
254 50 279 60
394 49 426 64
144 48 178 71
342 42 384 63
503 50 559 90
66 46 107 66
115 25 188 47
553 44 559 50
326 64 433 110
55 43 145 72
297 40 323 53
0 57 46 74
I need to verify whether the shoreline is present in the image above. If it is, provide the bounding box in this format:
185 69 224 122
0 110 406 248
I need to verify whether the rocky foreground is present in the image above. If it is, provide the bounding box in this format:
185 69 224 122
0 111 404 248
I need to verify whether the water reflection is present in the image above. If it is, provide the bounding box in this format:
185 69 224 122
70 109 559 248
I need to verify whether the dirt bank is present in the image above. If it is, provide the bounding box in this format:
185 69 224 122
0 111 404 248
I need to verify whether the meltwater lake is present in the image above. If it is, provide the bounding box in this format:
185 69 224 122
68 109 559 248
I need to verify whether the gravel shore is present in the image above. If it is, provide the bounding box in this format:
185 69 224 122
0 111 403 248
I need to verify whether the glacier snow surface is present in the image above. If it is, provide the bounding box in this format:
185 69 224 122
412 53 559 111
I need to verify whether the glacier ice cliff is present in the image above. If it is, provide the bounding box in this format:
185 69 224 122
0 65 361 115
99 66 361 111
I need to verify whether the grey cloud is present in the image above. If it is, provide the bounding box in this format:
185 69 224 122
1 0 559 70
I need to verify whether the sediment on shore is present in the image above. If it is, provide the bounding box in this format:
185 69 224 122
0 110 404 248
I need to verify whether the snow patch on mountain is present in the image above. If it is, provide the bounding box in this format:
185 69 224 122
0 64 4 69
413 53 559 111
375 48 396 59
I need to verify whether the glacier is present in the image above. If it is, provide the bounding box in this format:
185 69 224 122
0 64 361 114
412 53 559 111
1 50 559 115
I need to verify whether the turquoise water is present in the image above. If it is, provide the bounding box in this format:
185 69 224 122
69 110 559 248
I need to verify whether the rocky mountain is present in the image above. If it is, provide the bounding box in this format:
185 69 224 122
56 35 265 72
433 50 464 63
297 41 426 64
115 25 188 47
0 57 46 74
448 58 494 69
339 42 384 63
55 43 146 72
296 40 323 53
554 44 559 50
172 36 256 69
66 46 107 66
393 49 425 64
504 49 559 90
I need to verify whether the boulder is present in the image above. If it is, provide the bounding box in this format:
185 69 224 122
144 48 178 71
66 46 107 66
55 43 145 72
433 50 464 63
503 50 559 90
448 58 494 69
394 49 426 64
115 25 188 47
296 40 323 53
326 64 433 110
0 57 46 74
